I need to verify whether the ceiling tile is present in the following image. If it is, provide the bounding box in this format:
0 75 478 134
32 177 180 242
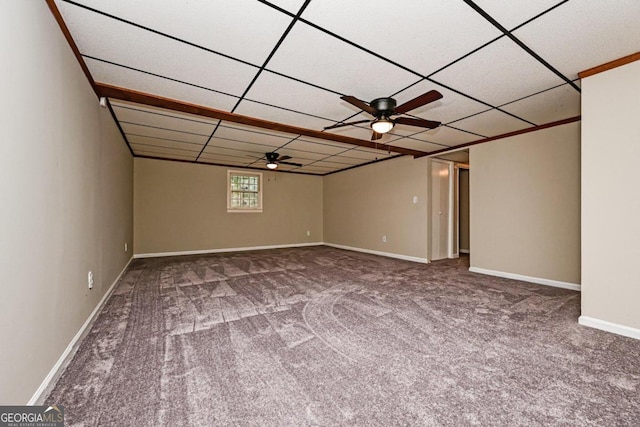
58 0 292 65
205 138 282 155
243 71 349 122
309 160 353 170
431 37 566 106
285 139 351 156
295 135 359 149
58 3 258 98
197 154 253 167
200 145 261 160
234 99 335 130
301 0 501 75
341 148 395 161
274 150 333 162
513 0 640 79
270 164 304 173
265 22 419 99
110 102 218 135
128 135 203 153
197 151 252 163
389 139 449 153
214 123 294 147
450 109 532 137
88 58 239 111
280 151 328 162
324 156 369 166
472 0 566 29
410 126 481 147
120 123 209 145
50 0 635 177
236 146 318 165
500 83 581 125
217 121 298 139
264 0 308 15
277 157 315 168
110 100 219 124
393 81 491 124
131 145 198 161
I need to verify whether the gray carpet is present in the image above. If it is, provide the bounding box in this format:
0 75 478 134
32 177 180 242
46 246 640 426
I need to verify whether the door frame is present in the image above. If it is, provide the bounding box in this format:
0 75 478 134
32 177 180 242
455 163 470 257
430 159 455 261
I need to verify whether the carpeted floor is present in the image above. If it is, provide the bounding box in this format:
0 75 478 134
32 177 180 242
46 246 640 426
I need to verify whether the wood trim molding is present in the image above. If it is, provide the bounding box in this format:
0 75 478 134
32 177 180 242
95 83 428 157
416 116 581 158
46 0 97 95
579 52 640 79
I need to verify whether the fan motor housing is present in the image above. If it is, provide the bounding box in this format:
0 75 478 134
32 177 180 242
266 152 278 162
370 97 396 116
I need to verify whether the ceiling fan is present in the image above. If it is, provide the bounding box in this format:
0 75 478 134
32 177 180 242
325 90 443 140
262 152 303 170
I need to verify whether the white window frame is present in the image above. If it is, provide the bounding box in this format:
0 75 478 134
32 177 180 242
227 170 263 213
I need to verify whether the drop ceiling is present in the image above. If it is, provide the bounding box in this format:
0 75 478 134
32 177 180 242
51 0 640 175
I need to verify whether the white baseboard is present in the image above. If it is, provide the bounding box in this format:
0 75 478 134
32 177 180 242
460 249 470 254
579 316 640 340
468 266 581 291
324 243 428 264
133 242 324 259
28 256 134 405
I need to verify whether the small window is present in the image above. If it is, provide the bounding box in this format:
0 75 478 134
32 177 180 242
227 170 263 213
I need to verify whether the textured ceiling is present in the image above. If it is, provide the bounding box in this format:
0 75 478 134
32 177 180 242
52 0 640 175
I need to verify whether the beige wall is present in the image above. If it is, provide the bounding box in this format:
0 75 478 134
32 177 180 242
133 158 323 254
469 122 581 284
0 2 133 403
323 156 430 260
581 59 640 330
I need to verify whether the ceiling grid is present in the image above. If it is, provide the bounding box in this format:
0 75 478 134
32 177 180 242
47 0 640 175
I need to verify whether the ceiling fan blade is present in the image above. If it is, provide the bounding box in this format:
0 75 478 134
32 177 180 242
340 95 376 115
279 161 303 167
394 117 441 129
324 119 371 130
394 90 443 114
371 131 383 141
278 155 292 161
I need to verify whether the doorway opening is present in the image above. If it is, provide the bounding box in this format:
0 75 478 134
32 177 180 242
430 150 469 262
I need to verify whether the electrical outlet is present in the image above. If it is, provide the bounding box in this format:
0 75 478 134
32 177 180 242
382 235 387 243
88 271 94 289
306 230 311 236
124 242 128 252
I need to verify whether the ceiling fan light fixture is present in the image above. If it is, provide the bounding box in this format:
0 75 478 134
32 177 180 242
371 117 394 134
266 161 278 169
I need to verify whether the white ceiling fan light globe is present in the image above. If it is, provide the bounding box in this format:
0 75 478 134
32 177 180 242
371 118 394 134
266 162 278 169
